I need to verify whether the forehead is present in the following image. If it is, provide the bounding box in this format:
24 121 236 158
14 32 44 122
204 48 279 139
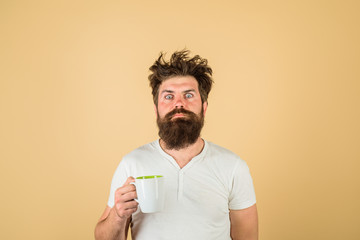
159 76 199 92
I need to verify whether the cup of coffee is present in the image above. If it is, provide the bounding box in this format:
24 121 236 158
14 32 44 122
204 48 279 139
132 175 165 213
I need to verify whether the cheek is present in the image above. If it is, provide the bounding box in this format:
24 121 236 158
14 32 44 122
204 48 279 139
157 103 169 118
188 101 203 113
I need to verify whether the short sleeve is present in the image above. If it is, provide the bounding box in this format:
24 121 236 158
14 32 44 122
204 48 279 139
228 160 256 210
107 160 129 208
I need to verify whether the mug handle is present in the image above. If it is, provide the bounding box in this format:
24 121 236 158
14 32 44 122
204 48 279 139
130 182 139 203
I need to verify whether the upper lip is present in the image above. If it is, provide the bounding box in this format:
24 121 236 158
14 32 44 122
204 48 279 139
172 113 185 118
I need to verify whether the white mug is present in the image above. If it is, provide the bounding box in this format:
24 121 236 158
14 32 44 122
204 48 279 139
132 175 165 213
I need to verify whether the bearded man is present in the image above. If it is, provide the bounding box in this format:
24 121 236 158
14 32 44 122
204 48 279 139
95 50 258 240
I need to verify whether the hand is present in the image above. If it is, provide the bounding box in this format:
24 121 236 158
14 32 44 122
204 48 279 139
113 177 138 220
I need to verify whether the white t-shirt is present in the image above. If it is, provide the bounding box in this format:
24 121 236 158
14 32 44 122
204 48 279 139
107 139 256 240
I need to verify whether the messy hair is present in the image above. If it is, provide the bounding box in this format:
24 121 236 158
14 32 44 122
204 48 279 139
148 50 213 106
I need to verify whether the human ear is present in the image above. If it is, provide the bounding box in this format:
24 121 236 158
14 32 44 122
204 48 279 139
154 104 158 119
202 102 208 116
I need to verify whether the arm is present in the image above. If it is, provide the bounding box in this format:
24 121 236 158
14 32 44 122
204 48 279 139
94 177 138 240
229 204 258 240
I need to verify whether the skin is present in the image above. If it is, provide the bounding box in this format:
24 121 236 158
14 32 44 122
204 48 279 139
230 205 259 240
94 75 258 240
94 177 137 240
156 76 207 120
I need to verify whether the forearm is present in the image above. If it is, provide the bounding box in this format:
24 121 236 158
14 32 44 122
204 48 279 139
95 208 130 240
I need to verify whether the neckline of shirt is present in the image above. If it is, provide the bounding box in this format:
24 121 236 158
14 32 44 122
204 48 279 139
154 139 209 171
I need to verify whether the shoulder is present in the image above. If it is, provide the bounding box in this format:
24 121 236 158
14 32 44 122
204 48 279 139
206 141 237 157
206 141 242 162
123 141 158 159
116 140 166 178
205 141 249 170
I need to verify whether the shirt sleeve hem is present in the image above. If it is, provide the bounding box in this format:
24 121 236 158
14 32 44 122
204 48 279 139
229 200 256 210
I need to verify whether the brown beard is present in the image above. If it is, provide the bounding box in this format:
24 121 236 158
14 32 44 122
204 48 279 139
157 108 204 150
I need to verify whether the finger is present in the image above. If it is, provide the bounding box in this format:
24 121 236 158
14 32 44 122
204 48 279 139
122 176 135 186
115 200 139 218
117 190 137 203
121 199 139 210
116 200 137 210
115 184 136 197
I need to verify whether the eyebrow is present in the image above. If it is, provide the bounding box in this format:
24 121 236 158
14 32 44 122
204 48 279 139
183 89 196 93
160 89 196 95
160 90 174 94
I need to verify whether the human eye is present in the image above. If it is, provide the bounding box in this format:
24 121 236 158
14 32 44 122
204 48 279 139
185 93 194 98
165 94 173 100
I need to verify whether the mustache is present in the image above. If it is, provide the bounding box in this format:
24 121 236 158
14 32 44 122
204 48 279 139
164 108 196 120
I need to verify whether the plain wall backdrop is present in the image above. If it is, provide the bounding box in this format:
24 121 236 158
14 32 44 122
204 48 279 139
1 0 359 239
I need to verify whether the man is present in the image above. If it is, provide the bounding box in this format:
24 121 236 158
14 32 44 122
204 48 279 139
95 50 258 240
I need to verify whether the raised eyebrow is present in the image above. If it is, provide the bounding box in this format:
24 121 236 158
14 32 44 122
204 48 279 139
183 89 196 94
160 89 196 96
160 90 175 95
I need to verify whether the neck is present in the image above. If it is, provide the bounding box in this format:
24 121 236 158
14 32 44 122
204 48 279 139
159 138 205 168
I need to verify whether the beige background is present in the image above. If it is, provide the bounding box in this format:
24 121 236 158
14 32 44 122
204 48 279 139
1 0 359 239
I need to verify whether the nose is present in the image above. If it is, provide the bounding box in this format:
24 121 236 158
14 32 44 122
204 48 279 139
174 95 184 109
